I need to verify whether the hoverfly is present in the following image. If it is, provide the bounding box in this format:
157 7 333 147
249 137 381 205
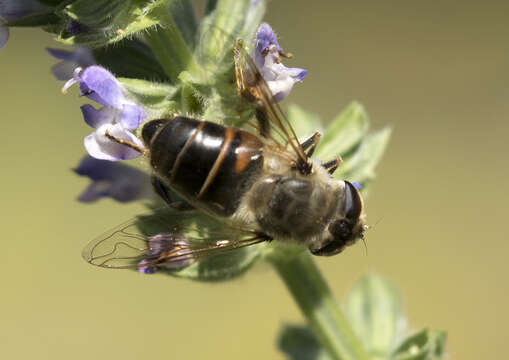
83 39 367 273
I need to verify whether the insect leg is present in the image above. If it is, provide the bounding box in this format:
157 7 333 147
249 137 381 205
151 176 173 205
151 176 194 210
104 130 148 155
234 40 248 98
300 131 322 157
322 157 343 175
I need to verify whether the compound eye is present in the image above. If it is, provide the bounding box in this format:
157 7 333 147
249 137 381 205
344 181 363 222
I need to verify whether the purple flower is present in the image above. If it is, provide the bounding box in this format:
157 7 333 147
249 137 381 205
73 156 154 203
66 19 87 36
63 66 146 161
352 182 362 190
138 234 195 274
252 23 307 102
47 47 95 81
0 0 49 49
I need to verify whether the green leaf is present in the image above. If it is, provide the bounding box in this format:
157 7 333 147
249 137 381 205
391 329 447 360
315 101 369 161
345 274 406 359
93 39 169 81
278 325 333 360
338 126 392 183
287 104 324 140
118 78 178 103
58 0 168 48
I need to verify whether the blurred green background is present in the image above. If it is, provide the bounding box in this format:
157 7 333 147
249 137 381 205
2 1 508 359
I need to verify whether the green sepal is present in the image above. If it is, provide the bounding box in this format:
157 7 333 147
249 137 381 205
315 101 369 161
178 70 252 127
278 325 333 360
38 0 69 5
6 10 60 27
93 39 169 82
391 329 447 360
58 0 169 48
345 274 406 359
179 82 203 115
118 78 179 120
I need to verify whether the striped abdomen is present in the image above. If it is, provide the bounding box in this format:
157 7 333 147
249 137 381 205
142 117 264 217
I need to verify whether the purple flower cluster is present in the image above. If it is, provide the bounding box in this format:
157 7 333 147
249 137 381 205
252 23 307 102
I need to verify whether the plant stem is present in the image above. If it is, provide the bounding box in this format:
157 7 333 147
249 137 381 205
145 5 200 83
269 251 370 360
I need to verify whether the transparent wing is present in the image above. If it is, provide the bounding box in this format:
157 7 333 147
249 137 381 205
234 40 309 169
82 208 269 272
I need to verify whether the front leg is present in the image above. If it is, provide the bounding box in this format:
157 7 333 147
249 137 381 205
322 157 343 175
300 131 321 157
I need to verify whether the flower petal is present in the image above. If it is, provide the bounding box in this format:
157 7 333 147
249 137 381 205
62 67 82 93
80 66 124 108
263 63 307 102
0 23 8 50
286 67 307 82
120 103 144 130
47 46 95 65
51 60 78 81
46 47 74 61
84 123 144 161
80 104 117 129
73 155 153 202
255 22 281 53
268 77 298 103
